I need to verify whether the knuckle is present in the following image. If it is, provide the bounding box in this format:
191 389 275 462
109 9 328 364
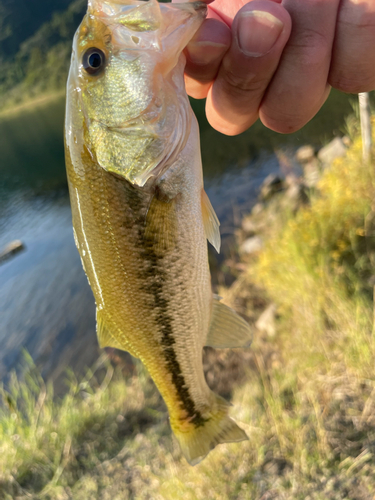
339 5 375 30
299 0 332 6
294 28 328 49
221 68 266 98
288 27 330 67
329 74 375 94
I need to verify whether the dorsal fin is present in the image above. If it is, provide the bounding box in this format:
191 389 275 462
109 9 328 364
206 296 253 348
201 189 221 253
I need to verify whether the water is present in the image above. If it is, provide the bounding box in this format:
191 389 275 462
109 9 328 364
0 90 356 389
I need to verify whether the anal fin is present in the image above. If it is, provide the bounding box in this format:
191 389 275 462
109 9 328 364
96 309 138 358
206 296 253 349
201 189 221 253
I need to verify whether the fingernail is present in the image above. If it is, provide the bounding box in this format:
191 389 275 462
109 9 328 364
237 10 284 57
187 41 228 65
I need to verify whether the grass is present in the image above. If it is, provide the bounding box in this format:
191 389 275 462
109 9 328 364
0 91 65 120
2 121 375 499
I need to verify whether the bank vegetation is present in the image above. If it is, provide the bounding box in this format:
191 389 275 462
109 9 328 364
1 119 375 499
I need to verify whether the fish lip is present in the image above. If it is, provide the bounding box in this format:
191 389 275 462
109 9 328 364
172 1 207 15
192 1 208 14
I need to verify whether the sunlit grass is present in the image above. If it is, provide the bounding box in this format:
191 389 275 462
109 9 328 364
2 121 375 498
0 354 168 498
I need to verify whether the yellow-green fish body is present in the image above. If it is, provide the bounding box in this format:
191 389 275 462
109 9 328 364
65 0 252 465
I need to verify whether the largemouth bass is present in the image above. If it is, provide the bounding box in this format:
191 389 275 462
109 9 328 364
65 0 252 465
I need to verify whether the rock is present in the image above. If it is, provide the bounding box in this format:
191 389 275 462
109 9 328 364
256 303 277 337
318 137 347 165
261 457 291 476
0 240 25 263
284 180 309 210
251 203 264 216
303 158 321 187
279 175 310 211
295 144 315 164
284 174 299 187
240 236 263 255
260 174 284 200
241 217 257 236
241 216 267 236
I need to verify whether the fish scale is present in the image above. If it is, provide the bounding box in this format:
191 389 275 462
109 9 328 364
65 0 253 465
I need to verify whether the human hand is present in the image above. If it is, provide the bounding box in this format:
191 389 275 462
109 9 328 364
176 0 375 136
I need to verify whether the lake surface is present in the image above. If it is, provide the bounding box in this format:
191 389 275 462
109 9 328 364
0 90 357 390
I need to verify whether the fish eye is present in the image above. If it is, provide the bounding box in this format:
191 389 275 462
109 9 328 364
82 47 106 75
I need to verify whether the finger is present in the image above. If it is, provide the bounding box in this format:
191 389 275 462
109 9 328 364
205 0 291 135
209 0 283 27
259 0 340 134
184 19 231 99
329 0 375 93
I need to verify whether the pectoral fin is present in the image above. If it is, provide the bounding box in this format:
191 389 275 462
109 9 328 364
201 189 221 253
96 309 138 358
206 296 253 349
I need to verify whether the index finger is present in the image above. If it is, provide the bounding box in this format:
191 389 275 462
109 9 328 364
182 0 288 104
206 0 291 135
209 0 283 26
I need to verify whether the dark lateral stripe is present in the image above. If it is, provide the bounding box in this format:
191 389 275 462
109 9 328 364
148 263 206 428
127 186 206 428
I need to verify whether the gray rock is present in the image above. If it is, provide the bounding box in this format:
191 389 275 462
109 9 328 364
260 174 284 200
240 236 263 255
303 158 321 187
241 216 268 236
251 203 264 216
295 145 315 164
318 137 347 165
0 240 25 263
256 303 277 337
284 181 309 209
241 217 257 235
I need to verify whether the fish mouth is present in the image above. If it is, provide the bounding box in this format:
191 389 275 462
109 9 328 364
173 1 207 14
89 0 207 29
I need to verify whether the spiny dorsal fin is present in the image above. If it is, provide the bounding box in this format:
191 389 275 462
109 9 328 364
206 296 253 349
145 195 178 256
96 309 138 358
201 189 221 253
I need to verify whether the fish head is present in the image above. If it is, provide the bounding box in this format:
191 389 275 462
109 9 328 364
66 0 207 186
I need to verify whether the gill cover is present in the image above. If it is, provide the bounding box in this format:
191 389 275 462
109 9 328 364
66 0 207 186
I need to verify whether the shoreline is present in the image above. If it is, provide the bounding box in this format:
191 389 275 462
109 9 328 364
0 90 65 119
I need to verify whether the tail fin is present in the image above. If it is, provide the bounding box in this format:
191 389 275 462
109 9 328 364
174 394 248 466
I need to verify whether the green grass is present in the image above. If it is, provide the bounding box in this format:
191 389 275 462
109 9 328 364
2 123 375 499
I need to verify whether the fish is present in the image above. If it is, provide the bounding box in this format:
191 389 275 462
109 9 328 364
64 0 253 465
